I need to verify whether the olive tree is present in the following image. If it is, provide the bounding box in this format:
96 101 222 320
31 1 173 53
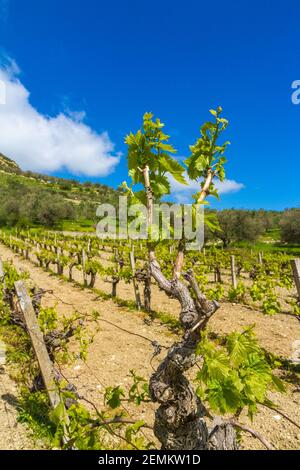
280 209 300 244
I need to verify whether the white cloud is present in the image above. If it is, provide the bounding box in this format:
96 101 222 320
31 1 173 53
168 172 244 203
0 60 120 177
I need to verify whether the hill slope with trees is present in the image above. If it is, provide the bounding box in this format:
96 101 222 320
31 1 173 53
0 153 299 246
0 153 122 230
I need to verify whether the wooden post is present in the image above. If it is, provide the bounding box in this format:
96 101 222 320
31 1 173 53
14 281 62 409
0 258 6 368
0 340 6 366
0 258 4 277
291 259 300 301
230 255 237 289
14 280 71 446
215 267 222 283
0 257 6 290
258 252 263 265
56 247 63 275
129 250 142 310
82 249 88 286
24 243 29 260
144 265 151 312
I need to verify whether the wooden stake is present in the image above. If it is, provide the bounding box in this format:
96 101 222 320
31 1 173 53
291 259 300 301
129 250 142 310
0 257 6 290
56 247 63 275
0 339 6 366
0 258 4 276
82 249 88 286
14 280 61 408
230 255 237 289
14 280 71 446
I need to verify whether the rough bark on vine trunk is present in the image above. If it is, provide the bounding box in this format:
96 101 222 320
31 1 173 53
57 263 64 275
89 272 97 288
136 266 151 312
148 259 237 450
143 272 151 312
142 163 236 449
69 263 76 282
111 277 119 297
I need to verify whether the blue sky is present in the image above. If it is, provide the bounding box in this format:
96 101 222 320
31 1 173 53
0 0 299 210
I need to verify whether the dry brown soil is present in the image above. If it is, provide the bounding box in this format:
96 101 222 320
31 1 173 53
0 243 299 450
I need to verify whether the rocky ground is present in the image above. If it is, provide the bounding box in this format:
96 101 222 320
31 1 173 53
0 243 299 450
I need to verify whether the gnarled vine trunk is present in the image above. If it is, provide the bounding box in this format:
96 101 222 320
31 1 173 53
148 259 238 450
141 162 237 450
69 262 76 282
111 276 119 297
136 265 151 312
89 271 97 288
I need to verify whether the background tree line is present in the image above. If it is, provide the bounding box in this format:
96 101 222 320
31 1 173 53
0 179 97 228
0 179 299 245
205 208 300 246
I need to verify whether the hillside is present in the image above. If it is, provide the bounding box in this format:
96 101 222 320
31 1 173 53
0 153 120 204
0 153 21 171
0 153 121 230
